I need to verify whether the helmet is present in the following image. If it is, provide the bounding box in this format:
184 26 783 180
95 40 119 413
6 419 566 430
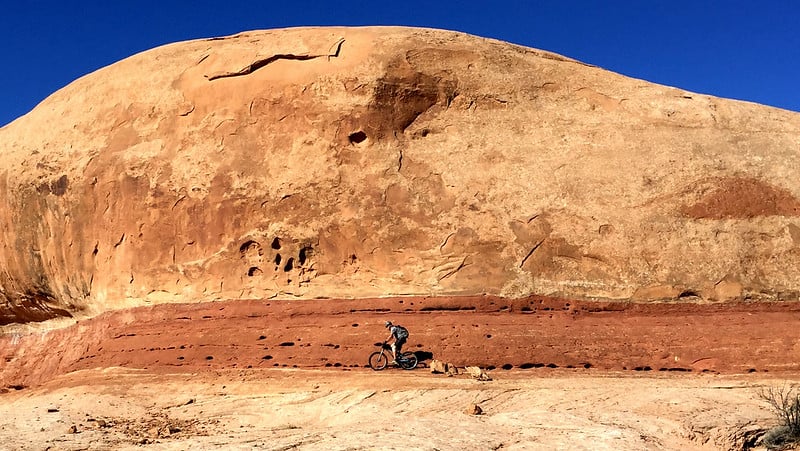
384 321 393 328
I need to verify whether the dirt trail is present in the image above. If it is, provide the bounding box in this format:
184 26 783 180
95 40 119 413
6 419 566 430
2 295 800 389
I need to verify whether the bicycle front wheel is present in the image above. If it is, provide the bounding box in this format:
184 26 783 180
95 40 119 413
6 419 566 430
400 352 418 370
369 351 388 370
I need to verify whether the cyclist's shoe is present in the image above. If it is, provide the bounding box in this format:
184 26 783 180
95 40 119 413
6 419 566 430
390 360 398 365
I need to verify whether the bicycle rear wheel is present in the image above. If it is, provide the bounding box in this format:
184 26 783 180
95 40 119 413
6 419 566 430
369 351 388 370
400 352 418 370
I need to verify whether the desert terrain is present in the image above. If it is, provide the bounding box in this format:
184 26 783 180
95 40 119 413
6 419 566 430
0 365 787 451
2 25 800 450
2 296 799 450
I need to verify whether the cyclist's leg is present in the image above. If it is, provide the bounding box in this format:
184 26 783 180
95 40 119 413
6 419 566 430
395 338 406 358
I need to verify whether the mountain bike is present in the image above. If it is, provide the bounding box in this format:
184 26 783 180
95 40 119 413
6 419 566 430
368 342 418 370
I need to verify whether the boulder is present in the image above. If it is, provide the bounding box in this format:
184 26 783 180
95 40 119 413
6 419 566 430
445 363 460 376
430 359 447 374
465 366 492 381
1 26 800 324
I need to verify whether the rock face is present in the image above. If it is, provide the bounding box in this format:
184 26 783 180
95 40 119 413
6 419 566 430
1 26 799 325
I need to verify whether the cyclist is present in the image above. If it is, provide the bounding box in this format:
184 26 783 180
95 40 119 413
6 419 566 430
384 320 409 363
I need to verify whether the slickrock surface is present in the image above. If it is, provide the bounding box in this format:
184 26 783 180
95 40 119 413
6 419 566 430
1 27 799 324
2 296 800 389
0 368 783 451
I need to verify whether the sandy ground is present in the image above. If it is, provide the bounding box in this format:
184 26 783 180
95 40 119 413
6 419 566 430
2 296 800 450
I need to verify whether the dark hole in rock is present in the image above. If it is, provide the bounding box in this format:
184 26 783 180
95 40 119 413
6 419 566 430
325 363 332 367
284 257 294 272
334 363 342 367
348 131 367 144
583 363 592 369
263 355 273 360
258 335 266 340
247 267 261 276
520 306 532 312
274 254 282 266
486 334 492 339
486 365 496 370
271 237 281 250
519 363 536 369
546 363 558 368
177 356 184 360
634 366 652 371
299 247 312 265
679 290 700 298
502 364 513 370
239 240 259 254
206 356 213 360
352 323 358 327
279 342 295 346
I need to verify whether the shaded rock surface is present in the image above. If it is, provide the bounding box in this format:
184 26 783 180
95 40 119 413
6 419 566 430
1 26 800 324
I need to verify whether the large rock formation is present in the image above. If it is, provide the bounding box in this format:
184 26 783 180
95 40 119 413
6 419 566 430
1 26 799 325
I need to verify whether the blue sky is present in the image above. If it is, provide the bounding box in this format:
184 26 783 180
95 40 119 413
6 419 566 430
1 1 798 127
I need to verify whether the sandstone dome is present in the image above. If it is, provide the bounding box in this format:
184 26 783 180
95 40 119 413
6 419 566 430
1 26 799 325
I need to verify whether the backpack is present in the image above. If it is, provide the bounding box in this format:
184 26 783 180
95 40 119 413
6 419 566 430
394 325 409 340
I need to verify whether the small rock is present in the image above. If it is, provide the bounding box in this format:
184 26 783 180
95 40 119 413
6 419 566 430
445 363 460 376
68 425 78 434
47 407 59 413
430 360 447 374
97 419 108 428
466 404 483 415
465 366 492 381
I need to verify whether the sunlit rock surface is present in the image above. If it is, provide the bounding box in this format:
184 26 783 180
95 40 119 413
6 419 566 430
1 26 799 324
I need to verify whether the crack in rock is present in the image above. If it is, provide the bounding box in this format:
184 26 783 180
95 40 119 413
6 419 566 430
207 38 345 81
519 239 545 269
